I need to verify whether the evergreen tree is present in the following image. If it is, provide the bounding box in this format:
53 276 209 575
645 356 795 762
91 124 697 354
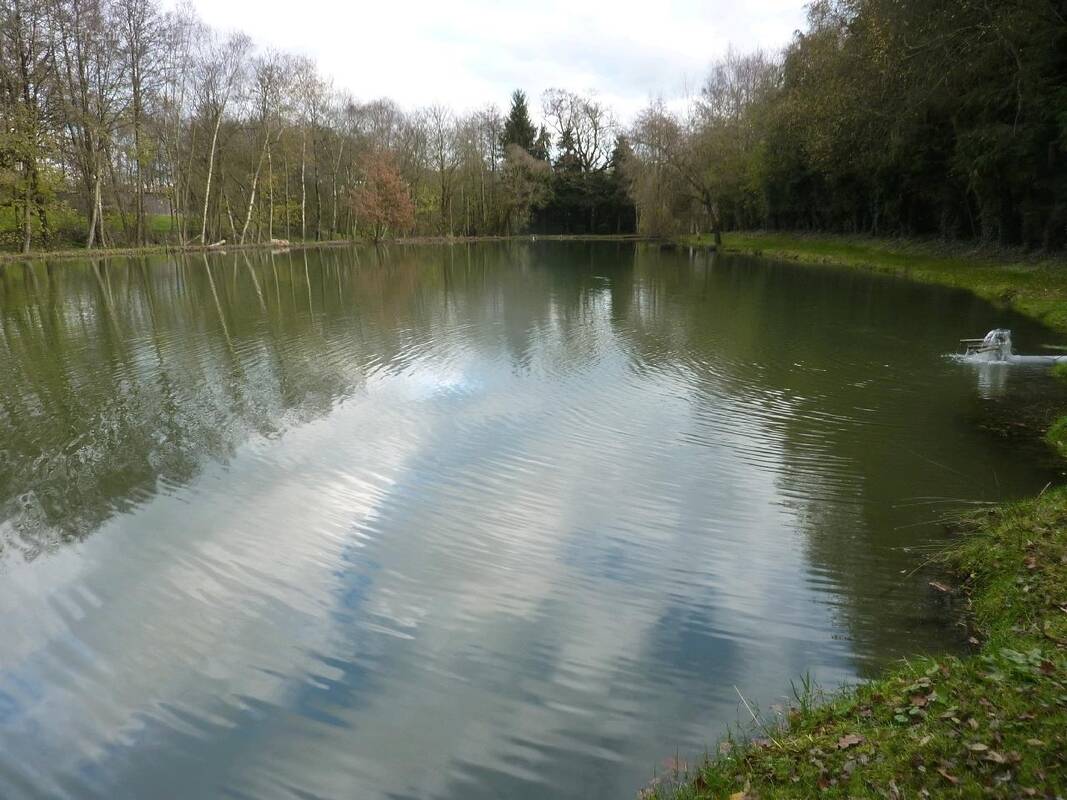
554 128 582 174
531 126 552 161
609 135 634 172
501 90 537 154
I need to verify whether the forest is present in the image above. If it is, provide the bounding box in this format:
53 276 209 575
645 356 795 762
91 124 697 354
1 0 1065 252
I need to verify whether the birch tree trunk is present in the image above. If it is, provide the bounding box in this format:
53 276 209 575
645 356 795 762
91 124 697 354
300 131 307 240
284 151 291 240
240 138 268 244
22 180 32 254
267 141 274 241
87 163 101 249
200 108 225 243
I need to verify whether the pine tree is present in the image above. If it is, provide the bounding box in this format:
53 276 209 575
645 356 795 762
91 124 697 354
554 128 582 174
531 126 552 161
501 90 537 154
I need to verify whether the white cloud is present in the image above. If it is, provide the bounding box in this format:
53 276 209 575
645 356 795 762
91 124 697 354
185 0 806 120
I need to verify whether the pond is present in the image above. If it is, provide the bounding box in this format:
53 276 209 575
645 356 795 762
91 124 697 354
0 242 1062 799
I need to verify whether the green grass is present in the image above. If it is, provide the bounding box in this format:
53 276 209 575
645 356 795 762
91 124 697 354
1047 417 1067 461
643 490 1067 800
685 232 1067 334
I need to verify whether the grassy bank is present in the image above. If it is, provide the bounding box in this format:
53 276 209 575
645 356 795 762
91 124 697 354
0 233 651 265
1051 367 1067 460
0 238 362 265
646 232 1067 799
687 232 1067 334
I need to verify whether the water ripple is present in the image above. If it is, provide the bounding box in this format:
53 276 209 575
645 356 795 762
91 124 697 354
0 244 1062 800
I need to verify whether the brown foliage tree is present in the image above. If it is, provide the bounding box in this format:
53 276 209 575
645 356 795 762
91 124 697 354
350 154 415 241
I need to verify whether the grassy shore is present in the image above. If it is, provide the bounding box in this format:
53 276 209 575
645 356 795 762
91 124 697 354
0 233 651 265
688 231 1067 333
0 238 364 265
646 232 1067 799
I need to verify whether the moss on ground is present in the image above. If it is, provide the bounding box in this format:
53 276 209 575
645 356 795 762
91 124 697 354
642 489 1067 800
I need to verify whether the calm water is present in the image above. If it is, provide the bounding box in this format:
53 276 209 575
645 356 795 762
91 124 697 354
0 243 1063 799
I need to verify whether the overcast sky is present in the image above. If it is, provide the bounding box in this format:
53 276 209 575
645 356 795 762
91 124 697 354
187 0 807 121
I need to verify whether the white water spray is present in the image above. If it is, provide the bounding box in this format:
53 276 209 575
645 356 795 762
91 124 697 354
957 329 1067 365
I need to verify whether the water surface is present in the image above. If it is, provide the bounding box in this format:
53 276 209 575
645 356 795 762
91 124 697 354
0 243 1062 799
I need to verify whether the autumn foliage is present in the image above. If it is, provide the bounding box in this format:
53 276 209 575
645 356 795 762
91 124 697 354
350 155 415 241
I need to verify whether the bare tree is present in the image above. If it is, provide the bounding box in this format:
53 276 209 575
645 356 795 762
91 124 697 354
1 0 56 252
116 0 163 245
425 104 460 235
156 2 199 245
698 48 780 126
541 88 615 172
196 29 249 244
239 49 287 243
629 99 717 239
52 0 128 248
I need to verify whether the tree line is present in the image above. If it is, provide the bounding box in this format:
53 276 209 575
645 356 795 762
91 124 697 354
0 0 634 253
2 0 1065 253
630 0 1067 248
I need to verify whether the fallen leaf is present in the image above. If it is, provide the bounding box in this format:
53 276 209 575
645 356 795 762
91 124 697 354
967 742 989 752
1026 738 1045 747
729 793 747 800
937 768 959 785
910 694 928 708
984 750 1007 764
836 733 864 750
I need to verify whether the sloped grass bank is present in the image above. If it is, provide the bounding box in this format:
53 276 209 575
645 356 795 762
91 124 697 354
643 490 1067 800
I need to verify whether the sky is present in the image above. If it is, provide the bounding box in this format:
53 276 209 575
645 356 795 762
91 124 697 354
186 0 808 121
